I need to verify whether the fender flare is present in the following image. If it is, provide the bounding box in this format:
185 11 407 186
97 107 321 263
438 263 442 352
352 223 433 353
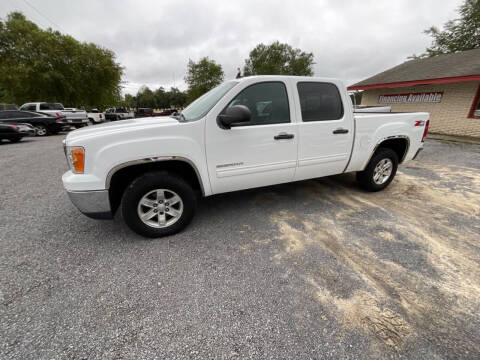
364 135 410 169
105 156 206 195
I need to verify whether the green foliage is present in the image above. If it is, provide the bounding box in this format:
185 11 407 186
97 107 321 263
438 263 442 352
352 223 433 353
127 86 187 109
412 0 480 58
0 12 123 108
185 57 224 103
243 41 315 76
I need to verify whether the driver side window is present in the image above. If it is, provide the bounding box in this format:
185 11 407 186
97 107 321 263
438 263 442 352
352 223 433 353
225 82 290 125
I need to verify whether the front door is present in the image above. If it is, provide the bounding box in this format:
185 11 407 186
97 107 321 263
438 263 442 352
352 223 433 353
206 81 298 194
293 81 354 181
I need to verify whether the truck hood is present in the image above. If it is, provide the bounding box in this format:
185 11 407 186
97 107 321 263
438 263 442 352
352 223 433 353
65 116 179 144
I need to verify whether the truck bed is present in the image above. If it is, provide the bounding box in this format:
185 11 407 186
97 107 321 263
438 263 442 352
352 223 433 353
345 111 429 173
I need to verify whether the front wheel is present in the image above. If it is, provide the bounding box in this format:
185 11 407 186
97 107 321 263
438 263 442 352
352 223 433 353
121 171 196 238
35 125 48 136
357 148 398 192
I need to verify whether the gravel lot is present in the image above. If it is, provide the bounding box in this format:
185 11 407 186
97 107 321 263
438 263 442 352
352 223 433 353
1 135 479 359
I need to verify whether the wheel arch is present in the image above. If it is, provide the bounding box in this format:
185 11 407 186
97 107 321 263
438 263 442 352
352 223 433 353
106 157 204 215
366 135 410 169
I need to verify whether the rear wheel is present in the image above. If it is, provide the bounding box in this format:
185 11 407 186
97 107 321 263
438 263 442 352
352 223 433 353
357 148 398 192
121 171 196 238
35 125 48 136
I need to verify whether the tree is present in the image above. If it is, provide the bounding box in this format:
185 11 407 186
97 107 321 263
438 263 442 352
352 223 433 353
412 0 480 58
136 86 156 108
185 57 224 103
0 12 123 108
243 41 314 76
166 87 187 108
123 93 136 109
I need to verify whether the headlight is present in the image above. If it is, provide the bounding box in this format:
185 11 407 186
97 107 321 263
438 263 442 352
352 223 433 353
66 146 85 173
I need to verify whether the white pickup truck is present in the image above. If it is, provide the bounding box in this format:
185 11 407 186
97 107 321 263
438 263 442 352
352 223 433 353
63 108 89 128
62 76 429 238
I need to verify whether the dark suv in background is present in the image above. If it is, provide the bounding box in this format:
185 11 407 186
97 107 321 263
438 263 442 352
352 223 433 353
0 110 67 136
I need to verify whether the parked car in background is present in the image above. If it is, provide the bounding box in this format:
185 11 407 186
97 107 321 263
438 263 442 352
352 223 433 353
0 123 24 143
20 102 65 117
63 108 89 128
134 108 155 118
157 108 179 116
0 110 67 136
20 102 88 128
86 109 105 124
105 108 134 121
15 123 36 136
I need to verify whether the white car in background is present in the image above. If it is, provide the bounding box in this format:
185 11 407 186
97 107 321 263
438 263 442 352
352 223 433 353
20 102 65 117
86 109 106 124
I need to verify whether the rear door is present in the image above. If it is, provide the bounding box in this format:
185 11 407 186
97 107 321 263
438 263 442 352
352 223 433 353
206 80 298 194
293 81 354 181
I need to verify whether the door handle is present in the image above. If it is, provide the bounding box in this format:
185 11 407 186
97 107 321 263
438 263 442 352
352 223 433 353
333 128 349 134
274 133 294 140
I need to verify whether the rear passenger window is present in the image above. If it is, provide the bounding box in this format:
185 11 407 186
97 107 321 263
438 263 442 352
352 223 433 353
297 82 343 121
22 104 36 111
224 82 290 125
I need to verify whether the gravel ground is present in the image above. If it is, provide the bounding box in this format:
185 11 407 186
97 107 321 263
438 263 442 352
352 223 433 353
1 135 479 359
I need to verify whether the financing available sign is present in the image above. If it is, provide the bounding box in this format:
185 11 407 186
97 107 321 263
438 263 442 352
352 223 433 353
378 92 443 104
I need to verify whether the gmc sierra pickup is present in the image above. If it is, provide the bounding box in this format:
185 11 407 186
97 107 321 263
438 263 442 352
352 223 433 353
62 76 429 238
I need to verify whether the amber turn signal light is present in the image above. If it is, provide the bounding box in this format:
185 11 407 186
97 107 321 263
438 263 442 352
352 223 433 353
68 147 85 173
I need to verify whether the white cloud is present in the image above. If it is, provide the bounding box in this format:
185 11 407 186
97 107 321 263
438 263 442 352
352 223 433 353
1 0 463 94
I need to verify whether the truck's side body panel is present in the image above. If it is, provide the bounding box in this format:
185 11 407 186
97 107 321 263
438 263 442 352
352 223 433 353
205 77 299 194
346 112 428 172
290 78 355 181
62 117 213 195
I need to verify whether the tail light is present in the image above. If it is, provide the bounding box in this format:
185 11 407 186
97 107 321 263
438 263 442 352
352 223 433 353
99 114 102 119
85 113 88 118
56 112 60 116
422 120 430 142
9 125 19 130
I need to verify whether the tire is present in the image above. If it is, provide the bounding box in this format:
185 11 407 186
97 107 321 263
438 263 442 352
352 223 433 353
121 171 196 238
35 125 48 136
357 148 398 192
88 119 94 126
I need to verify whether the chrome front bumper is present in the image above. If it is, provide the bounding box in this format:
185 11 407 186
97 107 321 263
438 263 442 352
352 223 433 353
67 190 113 219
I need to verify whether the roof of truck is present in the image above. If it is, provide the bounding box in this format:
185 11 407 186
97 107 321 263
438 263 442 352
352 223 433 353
349 48 480 90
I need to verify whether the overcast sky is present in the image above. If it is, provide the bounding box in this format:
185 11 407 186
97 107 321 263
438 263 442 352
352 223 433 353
1 0 464 94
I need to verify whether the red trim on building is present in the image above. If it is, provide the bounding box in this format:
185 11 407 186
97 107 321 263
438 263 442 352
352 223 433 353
468 83 480 119
347 75 480 90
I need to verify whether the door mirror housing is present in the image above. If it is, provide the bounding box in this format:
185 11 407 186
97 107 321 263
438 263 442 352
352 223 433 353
218 105 251 129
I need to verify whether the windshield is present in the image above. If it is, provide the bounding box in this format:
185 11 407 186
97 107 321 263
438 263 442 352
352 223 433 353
181 81 238 121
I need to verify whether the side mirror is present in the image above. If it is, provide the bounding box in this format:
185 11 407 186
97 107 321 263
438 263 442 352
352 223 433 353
218 105 251 129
